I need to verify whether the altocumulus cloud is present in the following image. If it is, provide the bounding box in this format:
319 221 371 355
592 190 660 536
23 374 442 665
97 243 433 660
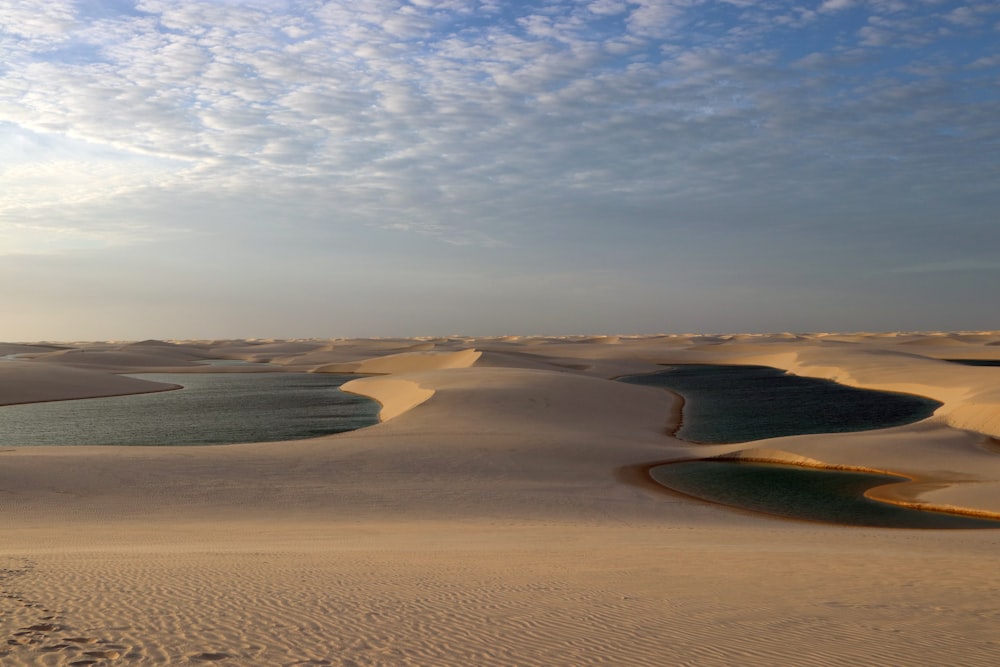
0 0 998 335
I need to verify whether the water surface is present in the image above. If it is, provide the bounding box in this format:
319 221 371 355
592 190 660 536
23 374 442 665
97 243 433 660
620 364 993 527
651 461 999 528
944 359 1000 367
0 373 379 446
620 364 941 444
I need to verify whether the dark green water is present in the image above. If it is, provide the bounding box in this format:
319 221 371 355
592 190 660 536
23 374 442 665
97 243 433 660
620 364 941 444
0 373 379 446
618 365 995 527
651 461 999 529
944 359 1000 367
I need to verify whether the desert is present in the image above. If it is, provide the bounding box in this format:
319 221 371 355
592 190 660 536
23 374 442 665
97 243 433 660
2 332 1000 665
5 1 999 664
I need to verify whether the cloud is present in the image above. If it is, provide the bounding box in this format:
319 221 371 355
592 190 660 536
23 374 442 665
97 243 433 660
818 0 856 13
945 6 983 27
857 24 892 46
588 0 628 16
0 0 76 40
0 0 996 331
625 0 699 38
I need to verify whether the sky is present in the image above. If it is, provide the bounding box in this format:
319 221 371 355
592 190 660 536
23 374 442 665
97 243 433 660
1 0 998 341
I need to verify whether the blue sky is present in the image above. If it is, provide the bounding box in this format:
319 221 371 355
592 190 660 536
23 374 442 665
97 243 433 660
2 0 998 340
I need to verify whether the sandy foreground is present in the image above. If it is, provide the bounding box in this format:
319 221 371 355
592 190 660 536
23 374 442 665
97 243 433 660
1 333 1000 665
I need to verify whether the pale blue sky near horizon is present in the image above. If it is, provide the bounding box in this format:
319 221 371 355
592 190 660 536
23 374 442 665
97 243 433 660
2 0 998 341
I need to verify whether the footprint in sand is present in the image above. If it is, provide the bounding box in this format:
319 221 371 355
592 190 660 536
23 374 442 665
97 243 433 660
40 643 71 652
191 652 231 661
7 636 34 646
22 622 60 632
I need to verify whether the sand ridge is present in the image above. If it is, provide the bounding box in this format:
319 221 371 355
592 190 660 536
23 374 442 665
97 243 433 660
312 348 482 375
0 361 180 407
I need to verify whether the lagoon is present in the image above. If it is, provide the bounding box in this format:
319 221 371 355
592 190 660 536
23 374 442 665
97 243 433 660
0 372 379 446
619 364 987 527
944 359 1000 367
650 460 998 528
620 364 941 444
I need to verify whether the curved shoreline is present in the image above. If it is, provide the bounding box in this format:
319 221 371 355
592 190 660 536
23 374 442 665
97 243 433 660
0 382 184 408
614 364 1000 525
661 387 686 438
621 363 942 445
611 369 688 440
340 376 435 423
0 374 380 447
625 458 1000 526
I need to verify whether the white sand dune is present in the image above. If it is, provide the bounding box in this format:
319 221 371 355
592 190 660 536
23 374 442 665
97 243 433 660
1 333 1000 665
0 361 179 406
341 376 435 421
206 339 330 363
29 340 212 372
313 348 482 374
0 342 72 357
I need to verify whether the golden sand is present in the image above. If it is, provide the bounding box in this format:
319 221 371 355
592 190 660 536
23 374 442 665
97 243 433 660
2 333 999 665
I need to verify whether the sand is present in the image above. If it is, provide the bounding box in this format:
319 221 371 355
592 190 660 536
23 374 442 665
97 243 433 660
1 333 1000 665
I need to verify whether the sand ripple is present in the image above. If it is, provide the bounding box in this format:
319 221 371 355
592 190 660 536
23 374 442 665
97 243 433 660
3 537 1000 666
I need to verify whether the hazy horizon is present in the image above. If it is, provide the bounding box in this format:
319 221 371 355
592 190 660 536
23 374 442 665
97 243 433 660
7 329 1000 347
3 1 998 341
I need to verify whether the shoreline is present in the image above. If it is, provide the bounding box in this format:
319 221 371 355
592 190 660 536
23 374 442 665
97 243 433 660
615 365 997 527
637 457 1000 526
0 382 184 408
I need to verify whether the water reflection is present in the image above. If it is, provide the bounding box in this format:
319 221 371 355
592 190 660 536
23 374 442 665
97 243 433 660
651 460 999 528
944 359 1000 367
621 365 941 444
0 373 379 446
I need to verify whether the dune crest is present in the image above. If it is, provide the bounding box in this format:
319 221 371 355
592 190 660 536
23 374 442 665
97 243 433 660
341 376 435 421
710 447 831 468
0 361 178 406
313 348 481 374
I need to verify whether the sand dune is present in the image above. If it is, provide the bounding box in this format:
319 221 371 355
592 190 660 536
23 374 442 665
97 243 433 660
0 342 71 357
313 348 482 374
0 361 179 406
1 333 1000 665
30 340 212 372
341 375 435 421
